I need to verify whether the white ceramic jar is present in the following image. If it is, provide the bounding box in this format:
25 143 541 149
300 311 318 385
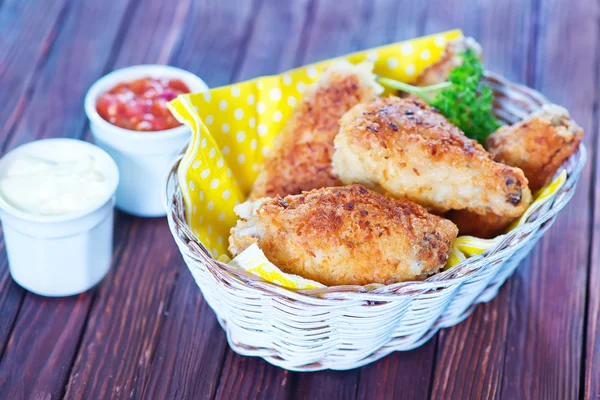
85 65 208 217
0 139 119 297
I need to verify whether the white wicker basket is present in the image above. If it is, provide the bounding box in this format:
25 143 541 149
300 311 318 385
165 72 586 371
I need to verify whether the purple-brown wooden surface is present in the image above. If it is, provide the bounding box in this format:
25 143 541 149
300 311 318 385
0 0 597 399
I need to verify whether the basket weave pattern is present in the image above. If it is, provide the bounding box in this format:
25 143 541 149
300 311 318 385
166 72 587 371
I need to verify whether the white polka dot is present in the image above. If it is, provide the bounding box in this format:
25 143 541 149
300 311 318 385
273 110 282 122
257 124 268 136
219 100 228 110
262 146 270 156
194 106 199 112
210 178 219 189
201 169 210 179
205 114 214 125
218 212 225 221
405 64 416 76
222 189 230 199
189 181 195 191
252 163 259 171
283 74 292 85
227 168 232 177
420 49 431 61
192 160 201 169
203 91 211 102
288 96 297 107
199 215 204 223
250 139 257 150
401 43 414 56
217 158 224 167
207 225 213 234
238 154 246 164
222 146 230 155
366 50 378 62
199 191 205 201
234 108 244 120
249 117 256 128
236 131 246 142
256 82 263 89
193 205 197 215
201 138 207 148
207 201 214 211
247 94 255 105
212 248 218 256
306 66 318 79
217 236 223 244
231 86 240 97
270 88 282 101
387 57 398 69
296 82 305 93
256 102 266 114
221 123 230 133
434 36 447 48
209 148 216 158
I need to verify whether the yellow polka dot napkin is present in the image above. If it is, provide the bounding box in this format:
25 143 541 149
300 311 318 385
166 29 566 289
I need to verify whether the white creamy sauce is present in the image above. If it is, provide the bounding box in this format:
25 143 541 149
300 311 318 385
0 155 111 216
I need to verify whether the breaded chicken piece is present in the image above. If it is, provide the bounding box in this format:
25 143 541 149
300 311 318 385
249 61 382 199
445 209 513 239
486 104 583 192
332 96 532 219
450 105 583 238
229 185 458 286
416 36 482 86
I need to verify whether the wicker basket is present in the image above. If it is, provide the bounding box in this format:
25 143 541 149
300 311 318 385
165 72 587 371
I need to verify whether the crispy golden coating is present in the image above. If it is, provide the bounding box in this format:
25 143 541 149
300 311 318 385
416 36 482 86
229 185 458 286
332 96 532 219
486 104 583 192
249 61 382 200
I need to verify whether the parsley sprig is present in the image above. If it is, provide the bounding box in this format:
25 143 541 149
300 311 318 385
378 49 501 144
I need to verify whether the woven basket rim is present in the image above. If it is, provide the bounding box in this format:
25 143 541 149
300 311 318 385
165 70 587 302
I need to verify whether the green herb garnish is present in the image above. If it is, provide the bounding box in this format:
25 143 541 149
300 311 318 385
378 49 501 144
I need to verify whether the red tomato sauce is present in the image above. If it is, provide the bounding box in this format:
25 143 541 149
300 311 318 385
96 77 190 131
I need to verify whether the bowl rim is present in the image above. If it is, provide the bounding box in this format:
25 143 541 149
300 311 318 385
84 64 209 142
0 138 120 223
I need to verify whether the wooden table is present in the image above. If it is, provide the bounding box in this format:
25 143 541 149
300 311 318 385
0 0 597 398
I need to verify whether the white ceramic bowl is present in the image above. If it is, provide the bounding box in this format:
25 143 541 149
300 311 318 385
85 65 208 217
0 139 119 297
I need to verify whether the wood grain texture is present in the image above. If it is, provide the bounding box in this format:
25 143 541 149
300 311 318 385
0 0 137 398
0 0 71 358
498 0 597 398
428 0 536 398
0 0 70 146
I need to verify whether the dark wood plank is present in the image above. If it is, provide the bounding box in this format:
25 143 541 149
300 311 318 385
0 0 71 359
498 0 597 398
426 1 537 398
0 0 70 147
585 89 600 398
0 0 139 398
65 0 261 398
356 344 437 400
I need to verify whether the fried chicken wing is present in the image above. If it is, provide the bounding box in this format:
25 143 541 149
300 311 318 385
448 105 582 238
486 104 583 192
332 96 532 219
249 61 382 200
229 185 458 286
416 36 482 86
